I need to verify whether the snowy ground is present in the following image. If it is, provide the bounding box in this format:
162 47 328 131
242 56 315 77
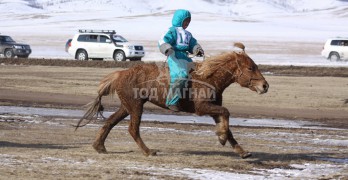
1 0 348 66
0 106 343 130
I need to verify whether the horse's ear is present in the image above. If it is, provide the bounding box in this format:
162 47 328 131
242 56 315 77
233 42 245 52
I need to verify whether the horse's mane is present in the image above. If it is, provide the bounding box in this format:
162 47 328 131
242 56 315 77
195 52 237 78
195 42 246 78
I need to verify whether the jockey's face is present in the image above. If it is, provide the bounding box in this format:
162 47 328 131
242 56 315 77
183 18 191 29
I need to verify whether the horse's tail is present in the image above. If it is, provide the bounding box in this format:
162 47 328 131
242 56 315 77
75 71 120 130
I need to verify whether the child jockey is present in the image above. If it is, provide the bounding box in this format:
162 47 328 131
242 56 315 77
158 9 204 111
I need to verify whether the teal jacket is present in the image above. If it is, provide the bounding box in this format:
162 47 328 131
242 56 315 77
159 9 198 61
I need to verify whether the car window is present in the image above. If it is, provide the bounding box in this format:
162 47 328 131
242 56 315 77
99 35 110 43
77 34 98 42
77 35 85 42
0 36 15 43
343 40 348 46
88 35 98 42
330 40 341 46
330 40 348 46
112 35 128 43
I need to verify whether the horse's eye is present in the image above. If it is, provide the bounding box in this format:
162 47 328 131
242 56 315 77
248 65 257 71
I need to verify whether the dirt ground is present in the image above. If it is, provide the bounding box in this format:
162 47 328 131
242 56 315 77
0 59 347 179
1 116 347 179
1 58 347 127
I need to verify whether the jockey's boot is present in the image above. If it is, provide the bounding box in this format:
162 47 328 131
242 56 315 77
168 105 180 112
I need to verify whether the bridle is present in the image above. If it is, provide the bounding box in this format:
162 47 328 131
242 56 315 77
219 53 264 88
234 57 265 88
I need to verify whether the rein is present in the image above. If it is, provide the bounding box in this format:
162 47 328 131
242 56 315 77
188 50 206 61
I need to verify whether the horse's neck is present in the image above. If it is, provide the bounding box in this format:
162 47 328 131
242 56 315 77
211 62 237 92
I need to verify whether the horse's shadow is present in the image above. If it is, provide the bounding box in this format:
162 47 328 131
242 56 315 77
0 141 80 150
181 150 337 164
105 150 136 155
181 150 238 157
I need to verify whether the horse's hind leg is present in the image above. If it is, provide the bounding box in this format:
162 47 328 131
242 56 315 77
128 102 157 156
93 105 128 153
212 115 251 159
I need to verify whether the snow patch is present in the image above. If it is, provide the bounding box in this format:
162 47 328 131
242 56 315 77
41 156 96 165
0 106 345 130
130 163 348 180
0 154 24 166
254 163 348 179
130 166 265 180
311 138 348 147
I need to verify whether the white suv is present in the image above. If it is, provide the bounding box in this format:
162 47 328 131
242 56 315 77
321 38 348 61
67 30 145 61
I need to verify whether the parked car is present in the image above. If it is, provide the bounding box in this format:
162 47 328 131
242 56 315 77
0 34 32 58
67 30 145 61
321 37 348 61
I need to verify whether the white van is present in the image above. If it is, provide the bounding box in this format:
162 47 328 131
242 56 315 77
67 30 145 61
321 38 348 61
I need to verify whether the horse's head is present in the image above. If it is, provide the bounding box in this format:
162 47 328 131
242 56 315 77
232 43 269 94
195 43 269 94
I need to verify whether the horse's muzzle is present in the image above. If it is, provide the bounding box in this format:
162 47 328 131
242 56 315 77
256 81 269 94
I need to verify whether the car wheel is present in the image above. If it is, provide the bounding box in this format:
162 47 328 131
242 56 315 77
113 51 126 61
4 49 14 58
329 52 340 61
76 50 88 61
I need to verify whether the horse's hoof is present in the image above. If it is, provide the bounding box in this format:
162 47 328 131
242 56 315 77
218 135 227 146
241 152 252 159
92 143 107 154
97 149 108 154
145 149 159 156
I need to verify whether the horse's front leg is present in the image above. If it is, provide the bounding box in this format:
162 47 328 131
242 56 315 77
227 130 252 158
212 116 251 159
196 102 251 158
211 114 230 146
196 103 230 146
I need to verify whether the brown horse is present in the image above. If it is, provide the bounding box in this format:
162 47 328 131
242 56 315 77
77 43 269 158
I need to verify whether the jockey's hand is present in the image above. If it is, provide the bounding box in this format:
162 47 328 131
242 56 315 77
165 48 174 56
196 48 204 57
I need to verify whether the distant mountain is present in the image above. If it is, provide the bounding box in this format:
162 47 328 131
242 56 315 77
1 0 347 18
